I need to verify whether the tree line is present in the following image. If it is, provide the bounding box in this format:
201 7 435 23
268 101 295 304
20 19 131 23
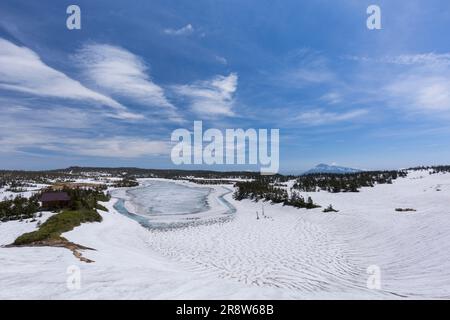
233 180 320 209
293 170 407 193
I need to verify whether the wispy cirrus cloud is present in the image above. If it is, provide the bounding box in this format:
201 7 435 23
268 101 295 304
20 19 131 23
214 55 228 65
361 53 450 114
48 137 170 158
0 38 141 120
0 130 170 158
294 108 368 126
0 99 171 158
173 73 238 117
345 53 450 66
164 24 194 36
278 49 335 87
74 44 183 122
0 39 184 160
0 104 94 130
386 75 450 112
320 92 342 105
342 52 450 116
286 66 334 85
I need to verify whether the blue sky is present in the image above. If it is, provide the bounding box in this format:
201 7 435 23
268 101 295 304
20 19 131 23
1 0 450 173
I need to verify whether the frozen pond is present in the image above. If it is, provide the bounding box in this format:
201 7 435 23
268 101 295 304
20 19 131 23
126 180 210 216
111 179 234 228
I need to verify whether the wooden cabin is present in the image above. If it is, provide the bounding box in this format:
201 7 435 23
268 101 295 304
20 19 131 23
39 192 71 209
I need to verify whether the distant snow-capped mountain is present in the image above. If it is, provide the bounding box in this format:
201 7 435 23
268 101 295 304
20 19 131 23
303 163 363 175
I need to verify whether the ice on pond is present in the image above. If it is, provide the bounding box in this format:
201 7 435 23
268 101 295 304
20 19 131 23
127 180 210 216
111 180 233 228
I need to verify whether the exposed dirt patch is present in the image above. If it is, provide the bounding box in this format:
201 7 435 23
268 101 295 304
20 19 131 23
5 238 95 263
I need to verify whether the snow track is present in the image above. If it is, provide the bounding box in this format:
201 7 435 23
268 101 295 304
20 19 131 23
147 196 379 297
140 172 450 298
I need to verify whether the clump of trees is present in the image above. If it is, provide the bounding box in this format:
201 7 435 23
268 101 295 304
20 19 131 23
0 188 110 222
233 180 320 209
63 188 110 211
288 192 320 209
428 166 450 174
233 180 288 203
0 195 40 222
113 178 139 188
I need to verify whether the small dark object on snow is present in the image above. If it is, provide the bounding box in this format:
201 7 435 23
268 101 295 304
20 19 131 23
323 204 339 213
395 208 416 212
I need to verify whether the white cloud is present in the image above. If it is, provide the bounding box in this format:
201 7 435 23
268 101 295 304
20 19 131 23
280 49 335 87
375 53 450 113
0 97 171 158
294 109 368 126
345 52 450 116
383 53 450 66
0 130 49 154
320 92 342 105
0 104 94 129
164 24 194 36
75 44 177 111
288 67 334 85
173 73 238 117
56 137 170 158
0 38 140 120
346 53 450 67
0 128 170 158
214 55 228 65
386 75 450 112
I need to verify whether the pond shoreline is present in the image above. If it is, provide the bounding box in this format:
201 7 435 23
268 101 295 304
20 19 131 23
111 179 236 230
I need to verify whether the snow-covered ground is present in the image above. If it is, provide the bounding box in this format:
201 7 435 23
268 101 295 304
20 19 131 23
0 183 50 200
0 196 283 299
1 170 450 299
0 211 55 245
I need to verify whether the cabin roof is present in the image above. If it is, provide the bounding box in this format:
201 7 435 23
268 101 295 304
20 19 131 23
40 192 71 202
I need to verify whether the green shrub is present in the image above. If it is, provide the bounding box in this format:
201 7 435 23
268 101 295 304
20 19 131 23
14 209 102 245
